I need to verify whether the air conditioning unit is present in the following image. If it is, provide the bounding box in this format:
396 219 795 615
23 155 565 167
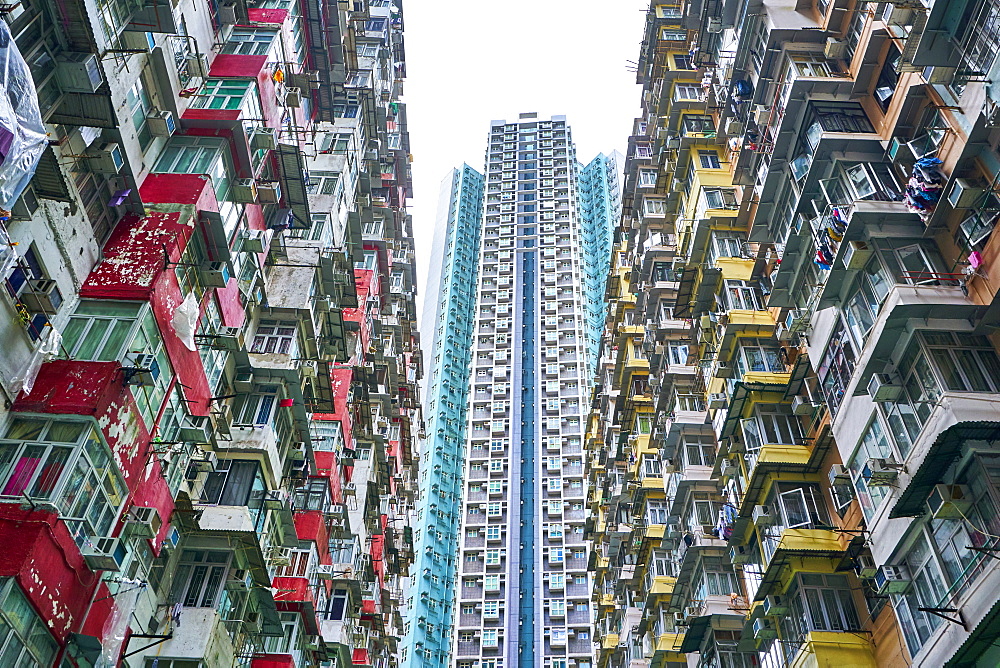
754 105 770 125
673 611 687 625
209 326 244 351
828 464 851 484
706 17 723 32
790 395 815 416
843 240 874 270
708 393 727 409
121 352 160 387
199 261 231 288
56 53 103 93
257 182 281 203
685 604 702 620
725 118 744 135
125 506 162 539
855 554 878 579
867 373 902 402
233 371 255 393
948 179 984 209
232 178 258 203
213 404 232 436
316 564 339 580
762 595 788 617
178 415 212 443
189 449 217 473
88 142 125 174
146 109 176 137
752 505 773 526
285 87 303 108
82 537 126 571
186 53 210 79
752 617 777 641
240 229 271 253
775 322 791 341
219 0 237 23
730 544 750 564
719 459 736 477
18 279 62 312
269 546 292 566
227 568 253 589
252 127 277 151
863 457 900 485
886 6 913 25
927 483 972 519
874 565 910 594
824 37 847 59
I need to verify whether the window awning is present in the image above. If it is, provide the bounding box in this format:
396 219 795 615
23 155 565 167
889 422 1000 518
276 142 312 226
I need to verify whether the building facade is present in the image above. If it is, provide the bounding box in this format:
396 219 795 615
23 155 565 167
579 152 625 374
588 2 1000 668
404 164 485 667
450 113 615 667
0 0 420 666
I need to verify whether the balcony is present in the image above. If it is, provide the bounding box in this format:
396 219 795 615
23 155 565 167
788 631 877 668
757 528 847 599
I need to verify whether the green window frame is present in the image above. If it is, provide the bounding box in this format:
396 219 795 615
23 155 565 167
126 79 154 153
0 579 58 666
221 28 276 56
191 78 254 111
0 417 126 545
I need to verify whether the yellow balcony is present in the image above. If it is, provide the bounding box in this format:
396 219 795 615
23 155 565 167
789 631 877 668
758 528 848 598
741 445 813 507
599 593 616 607
601 633 620 650
715 257 755 280
653 632 686 661
648 575 676 597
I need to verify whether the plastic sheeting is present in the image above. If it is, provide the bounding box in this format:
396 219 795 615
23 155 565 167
0 19 47 209
171 292 199 351
96 580 145 668
9 325 60 396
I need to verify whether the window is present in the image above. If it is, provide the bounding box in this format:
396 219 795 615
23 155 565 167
660 28 686 40
550 600 566 617
703 188 737 210
674 53 694 69
818 320 858 417
0 417 125 545
682 115 715 136
126 79 154 152
251 320 297 355
0 579 58 666
698 150 721 169
675 84 702 101
643 198 667 216
638 169 657 187
742 404 802 449
63 301 145 361
203 459 265 510
723 280 761 311
222 28 276 55
154 136 233 205
646 499 670 525
842 256 891 347
683 433 716 468
191 79 257 111
485 549 502 565
233 385 281 426
709 233 743 262
846 419 893 519
307 170 342 195
736 339 784 375
777 574 860 663
170 550 232 608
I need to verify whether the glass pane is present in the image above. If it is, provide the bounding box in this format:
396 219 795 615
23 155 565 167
44 422 85 443
28 446 71 499
4 419 44 441
96 319 135 361
780 488 810 527
2 446 45 496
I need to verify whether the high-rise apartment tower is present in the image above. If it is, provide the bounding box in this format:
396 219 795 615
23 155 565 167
404 164 485 667
446 113 618 668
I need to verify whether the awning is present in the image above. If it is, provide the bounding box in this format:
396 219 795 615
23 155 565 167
945 595 1000 667
679 615 712 652
719 381 786 440
890 422 1000 518
276 143 312 226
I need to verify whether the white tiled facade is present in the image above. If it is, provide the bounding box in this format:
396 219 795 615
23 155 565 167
452 114 603 668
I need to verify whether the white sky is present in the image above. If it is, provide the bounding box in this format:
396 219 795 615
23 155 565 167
401 0 649 317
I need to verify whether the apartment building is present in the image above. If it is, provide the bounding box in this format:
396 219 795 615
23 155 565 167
0 0 419 666
446 113 618 667
588 1 1000 668
403 164 485 667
